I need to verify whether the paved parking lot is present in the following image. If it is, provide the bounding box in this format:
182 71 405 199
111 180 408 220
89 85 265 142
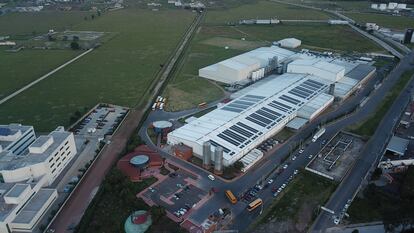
142 169 207 219
73 105 128 138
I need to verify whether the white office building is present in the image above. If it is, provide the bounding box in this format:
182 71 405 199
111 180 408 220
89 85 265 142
0 124 36 156
0 125 77 233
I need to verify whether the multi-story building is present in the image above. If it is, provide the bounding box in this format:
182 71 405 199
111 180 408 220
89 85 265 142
0 125 77 233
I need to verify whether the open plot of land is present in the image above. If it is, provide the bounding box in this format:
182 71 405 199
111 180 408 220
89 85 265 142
251 172 336 233
0 9 194 131
306 132 365 181
0 11 89 37
344 12 414 30
0 49 80 99
205 1 331 25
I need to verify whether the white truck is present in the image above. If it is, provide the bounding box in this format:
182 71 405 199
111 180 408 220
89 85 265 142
312 127 326 142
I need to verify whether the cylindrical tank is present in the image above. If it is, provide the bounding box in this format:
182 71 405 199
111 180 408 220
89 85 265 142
214 146 224 175
202 141 211 169
329 83 335 95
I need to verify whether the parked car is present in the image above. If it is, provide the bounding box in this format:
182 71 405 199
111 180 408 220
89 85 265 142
299 149 304 154
208 174 215 181
283 164 288 169
267 179 274 184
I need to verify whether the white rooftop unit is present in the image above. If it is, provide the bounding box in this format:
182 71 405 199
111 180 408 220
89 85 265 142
371 3 378 9
379 3 387 10
388 2 398 9
198 46 295 84
287 59 345 82
277 38 301 49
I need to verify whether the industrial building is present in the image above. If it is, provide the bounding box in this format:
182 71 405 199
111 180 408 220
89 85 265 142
198 46 295 84
0 125 77 233
169 46 375 168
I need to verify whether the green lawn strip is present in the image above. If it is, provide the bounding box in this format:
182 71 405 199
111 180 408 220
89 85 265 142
349 70 414 137
250 172 336 231
344 12 414 30
0 9 194 131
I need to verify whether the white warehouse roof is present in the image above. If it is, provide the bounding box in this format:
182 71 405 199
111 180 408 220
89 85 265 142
278 38 301 48
168 73 332 166
199 46 295 84
287 59 345 82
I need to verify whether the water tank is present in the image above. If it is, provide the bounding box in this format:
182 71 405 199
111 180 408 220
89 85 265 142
329 84 335 95
202 141 211 169
214 146 224 175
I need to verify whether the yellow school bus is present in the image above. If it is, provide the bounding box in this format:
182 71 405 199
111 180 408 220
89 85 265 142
225 190 237 204
247 198 263 212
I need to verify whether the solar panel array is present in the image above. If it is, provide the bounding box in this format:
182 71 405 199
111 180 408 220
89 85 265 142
211 78 328 156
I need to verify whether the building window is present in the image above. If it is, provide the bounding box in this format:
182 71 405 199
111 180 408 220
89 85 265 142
64 141 68 146
52 168 56 173
50 163 55 168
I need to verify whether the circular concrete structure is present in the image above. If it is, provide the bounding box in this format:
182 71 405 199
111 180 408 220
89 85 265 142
130 155 149 169
124 210 152 233
153 120 173 134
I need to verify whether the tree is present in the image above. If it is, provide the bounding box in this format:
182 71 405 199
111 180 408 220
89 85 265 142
70 41 80 50
91 14 95 20
351 230 359 233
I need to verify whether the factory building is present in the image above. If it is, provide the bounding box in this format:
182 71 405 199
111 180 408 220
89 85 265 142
169 46 375 167
0 125 77 233
168 73 332 166
198 46 295 84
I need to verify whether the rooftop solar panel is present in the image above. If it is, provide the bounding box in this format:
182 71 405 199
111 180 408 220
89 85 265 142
0 128 12 136
209 140 231 153
222 107 244 113
236 122 259 133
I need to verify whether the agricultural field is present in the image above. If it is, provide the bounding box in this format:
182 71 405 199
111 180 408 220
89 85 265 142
344 12 414 30
0 11 89 37
0 9 195 131
0 49 80 99
205 1 331 25
164 21 383 111
285 0 372 11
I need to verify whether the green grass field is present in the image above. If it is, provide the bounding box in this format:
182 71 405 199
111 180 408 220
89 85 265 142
349 70 414 137
0 9 194 131
0 11 89 37
0 49 80 99
344 12 414 30
250 171 336 232
205 1 331 25
285 0 372 11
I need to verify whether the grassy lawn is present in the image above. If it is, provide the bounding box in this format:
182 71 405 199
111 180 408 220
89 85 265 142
344 12 414 30
0 49 80 99
75 168 184 233
205 1 331 25
285 0 372 11
0 9 194 131
236 24 383 52
349 70 414 137
251 171 336 232
0 11 89 37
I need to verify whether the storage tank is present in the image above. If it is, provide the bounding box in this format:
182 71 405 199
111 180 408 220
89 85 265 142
214 147 224 175
203 141 211 169
329 84 335 95
152 121 173 134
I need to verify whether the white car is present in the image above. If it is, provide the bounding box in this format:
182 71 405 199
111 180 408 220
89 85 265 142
294 169 299 175
283 164 288 169
292 156 297 161
281 183 287 189
308 154 313 159
208 174 215 181
267 179 274 184
299 149 304 154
